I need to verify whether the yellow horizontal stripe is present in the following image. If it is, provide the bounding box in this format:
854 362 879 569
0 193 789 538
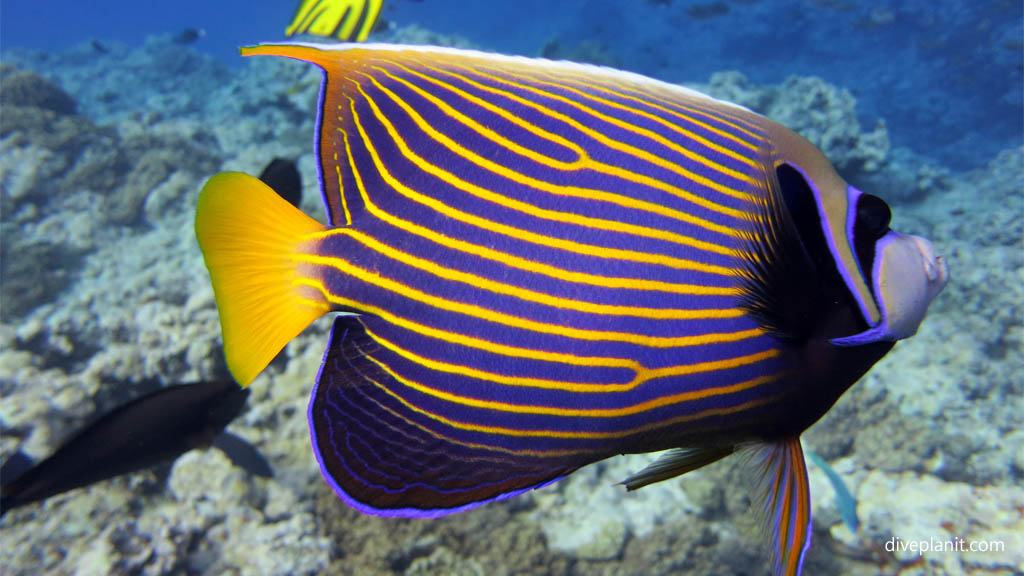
388 64 591 170
526 72 763 171
298 251 763 346
366 323 778 393
367 344 781 417
436 61 759 207
510 72 763 180
519 60 768 140
542 73 765 153
546 68 767 141
388 63 754 239
363 347 780 441
358 68 739 254
561 78 764 154
312 227 744 318
298 277 644 369
337 101 741 294
346 86 739 275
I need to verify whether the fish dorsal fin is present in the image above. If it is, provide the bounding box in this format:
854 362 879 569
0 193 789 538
741 438 812 576
309 316 579 517
240 42 759 228
619 445 733 491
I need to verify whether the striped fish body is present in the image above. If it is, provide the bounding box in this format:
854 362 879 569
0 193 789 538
195 43 948 576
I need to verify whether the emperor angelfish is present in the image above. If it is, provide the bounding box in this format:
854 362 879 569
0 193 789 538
195 43 948 576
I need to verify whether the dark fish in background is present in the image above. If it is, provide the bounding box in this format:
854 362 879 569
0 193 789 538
0 379 272 518
90 39 109 54
196 43 948 576
259 158 303 209
174 28 206 45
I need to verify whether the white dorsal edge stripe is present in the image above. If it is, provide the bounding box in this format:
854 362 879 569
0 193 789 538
253 41 756 115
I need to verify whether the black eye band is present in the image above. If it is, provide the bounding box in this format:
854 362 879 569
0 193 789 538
852 193 892 288
856 193 891 240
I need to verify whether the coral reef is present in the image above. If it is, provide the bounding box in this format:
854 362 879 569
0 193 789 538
700 71 890 176
0 23 1020 576
539 39 622 68
0 65 77 115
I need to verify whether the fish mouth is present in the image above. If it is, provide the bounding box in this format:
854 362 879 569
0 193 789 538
909 235 950 295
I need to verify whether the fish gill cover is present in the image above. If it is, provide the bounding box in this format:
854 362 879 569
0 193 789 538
0 1 1021 575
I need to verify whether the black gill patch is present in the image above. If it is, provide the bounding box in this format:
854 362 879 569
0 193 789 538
851 193 891 288
737 163 856 343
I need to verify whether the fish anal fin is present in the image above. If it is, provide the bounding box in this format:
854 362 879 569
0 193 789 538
742 437 812 576
310 317 578 517
619 445 734 491
195 172 330 386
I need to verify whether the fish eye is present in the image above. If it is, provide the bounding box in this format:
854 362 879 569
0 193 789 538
856 194 891 239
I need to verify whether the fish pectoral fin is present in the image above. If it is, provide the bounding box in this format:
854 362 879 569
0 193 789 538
619 445 734 491
195 172 330 387
309 316 580 517
211 432 274 478
741 437 812 576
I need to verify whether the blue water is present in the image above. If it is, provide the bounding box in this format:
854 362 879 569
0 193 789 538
1 2 1022 575
2 0 1021 170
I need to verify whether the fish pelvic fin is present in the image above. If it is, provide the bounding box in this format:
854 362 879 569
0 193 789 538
195 172 331 386
619 445 734 491
741 437 812 576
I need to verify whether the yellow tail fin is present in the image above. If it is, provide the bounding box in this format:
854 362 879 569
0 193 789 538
195 172 330 386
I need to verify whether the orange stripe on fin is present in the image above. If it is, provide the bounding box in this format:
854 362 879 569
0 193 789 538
195 172 331 386
742 437 812 576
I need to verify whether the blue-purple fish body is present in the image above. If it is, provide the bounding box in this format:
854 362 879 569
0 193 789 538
195 43 948 576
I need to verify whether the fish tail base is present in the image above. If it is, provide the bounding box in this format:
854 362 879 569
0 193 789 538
195 172 330 386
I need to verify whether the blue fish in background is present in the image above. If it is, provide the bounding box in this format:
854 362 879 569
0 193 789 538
194 43 949 576
805 448 860 534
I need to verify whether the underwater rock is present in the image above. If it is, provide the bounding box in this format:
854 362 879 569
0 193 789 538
0 237 83 322
105 128 221 225
167 449 262 510
386 23 478 50
601 517 753 576
211 510 331 575
857 470 1024 574
0 108 106 218
0 65 77 115
404 546 484 576
574 520 630 561
539 39 622 68
534 454 698 545
703 71 890 174
315 479 570 576
860 147 955 204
